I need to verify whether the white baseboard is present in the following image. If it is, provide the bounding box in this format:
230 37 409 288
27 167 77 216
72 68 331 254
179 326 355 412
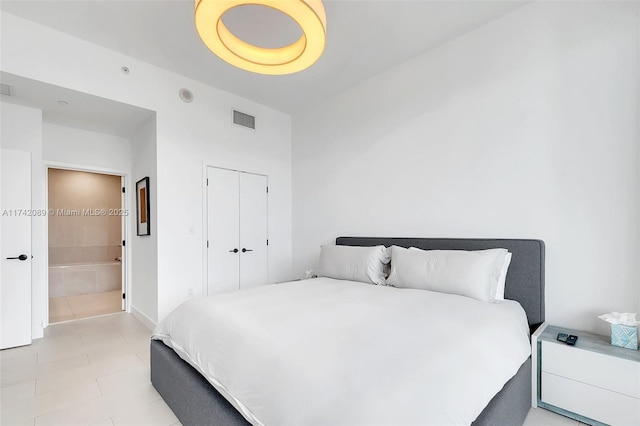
131 305 157 331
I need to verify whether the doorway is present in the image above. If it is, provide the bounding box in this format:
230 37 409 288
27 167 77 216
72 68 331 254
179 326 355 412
47 168 125 323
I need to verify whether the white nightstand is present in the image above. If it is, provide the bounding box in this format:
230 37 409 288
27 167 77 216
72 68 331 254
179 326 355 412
532 323 640 425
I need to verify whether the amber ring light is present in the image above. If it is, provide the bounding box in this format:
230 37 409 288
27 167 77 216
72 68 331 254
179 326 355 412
195 0 326 75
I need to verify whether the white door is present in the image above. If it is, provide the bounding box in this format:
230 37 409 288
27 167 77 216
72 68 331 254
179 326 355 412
1 149 32 349
206 167 268 294
207 167 241 294
238 172 268 289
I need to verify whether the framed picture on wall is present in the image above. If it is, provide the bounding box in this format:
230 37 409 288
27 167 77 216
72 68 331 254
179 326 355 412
136 177 150 236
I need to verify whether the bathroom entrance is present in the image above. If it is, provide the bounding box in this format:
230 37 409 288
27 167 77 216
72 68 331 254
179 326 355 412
47 168 125 323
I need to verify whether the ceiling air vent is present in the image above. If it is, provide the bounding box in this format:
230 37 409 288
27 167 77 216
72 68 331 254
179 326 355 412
233 110 256 130
1 83 12 96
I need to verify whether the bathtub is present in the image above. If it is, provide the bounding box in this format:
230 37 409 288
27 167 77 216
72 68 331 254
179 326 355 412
49 261 122 297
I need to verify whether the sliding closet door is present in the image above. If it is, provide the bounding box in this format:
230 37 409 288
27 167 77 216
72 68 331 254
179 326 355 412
238 172 268 289
207 167 240 294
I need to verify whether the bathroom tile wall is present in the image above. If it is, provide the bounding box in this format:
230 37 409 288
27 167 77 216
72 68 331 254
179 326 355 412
48 169 122 265
49 264 122 297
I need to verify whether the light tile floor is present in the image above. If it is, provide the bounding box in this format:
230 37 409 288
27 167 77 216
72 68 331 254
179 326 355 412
1 313 179 426
524 407 581 426
1 313 577 426
49 291 123 323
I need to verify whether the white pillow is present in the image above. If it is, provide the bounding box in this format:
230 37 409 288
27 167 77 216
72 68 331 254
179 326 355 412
406 247 512 300
494 252 512 300
317 245 390 285
387 246 510 302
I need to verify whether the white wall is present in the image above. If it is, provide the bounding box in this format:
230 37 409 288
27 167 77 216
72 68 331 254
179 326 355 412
292 2 639 334
43 122 132 172
156 94 292 320
0 102 45 338
130 115 158 325
1 12 293 326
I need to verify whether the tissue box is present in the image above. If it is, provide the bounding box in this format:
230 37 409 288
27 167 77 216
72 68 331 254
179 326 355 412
611 324 638 350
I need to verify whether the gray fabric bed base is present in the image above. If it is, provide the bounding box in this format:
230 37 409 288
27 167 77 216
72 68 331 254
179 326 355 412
151 339 248 425
151 339 532 426
472 357 531 426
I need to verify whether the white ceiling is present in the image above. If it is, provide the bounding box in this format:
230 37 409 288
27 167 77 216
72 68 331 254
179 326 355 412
0 0 527 114
1 72 155 138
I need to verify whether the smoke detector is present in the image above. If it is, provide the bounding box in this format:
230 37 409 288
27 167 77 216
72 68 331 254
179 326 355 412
179 88 194 103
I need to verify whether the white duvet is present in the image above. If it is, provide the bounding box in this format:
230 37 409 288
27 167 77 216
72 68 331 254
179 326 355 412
152 278 531 426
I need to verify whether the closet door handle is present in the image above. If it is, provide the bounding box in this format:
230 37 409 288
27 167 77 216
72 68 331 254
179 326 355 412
242 248 253 253
6 254 28 261
229 248 239 253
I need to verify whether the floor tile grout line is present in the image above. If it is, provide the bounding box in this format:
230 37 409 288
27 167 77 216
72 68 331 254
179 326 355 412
32 380 163 425
94 416 115 426
136 352 146 365
96 377 104 396
32 390 106 424
31 357 140 398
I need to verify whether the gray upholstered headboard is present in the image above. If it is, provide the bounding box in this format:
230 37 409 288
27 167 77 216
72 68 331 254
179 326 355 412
336 237 545 329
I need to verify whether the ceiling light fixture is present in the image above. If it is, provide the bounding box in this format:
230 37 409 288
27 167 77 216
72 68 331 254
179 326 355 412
195 0 326 75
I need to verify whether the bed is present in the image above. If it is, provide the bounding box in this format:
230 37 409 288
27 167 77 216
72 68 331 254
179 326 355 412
151 237 545 425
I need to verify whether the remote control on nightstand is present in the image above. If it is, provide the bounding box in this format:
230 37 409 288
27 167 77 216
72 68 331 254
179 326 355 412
565 335 578 346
